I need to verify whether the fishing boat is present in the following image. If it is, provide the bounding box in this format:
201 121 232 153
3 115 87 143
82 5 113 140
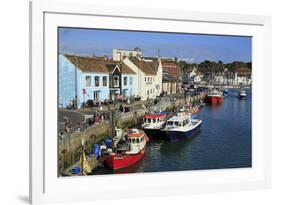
238 90 247 99
104 129 148 169
163 112 202 142
142 112 168 138
205 89 224 104
223 89 229 96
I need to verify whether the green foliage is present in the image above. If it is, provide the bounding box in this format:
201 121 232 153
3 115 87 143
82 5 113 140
178 59 252 74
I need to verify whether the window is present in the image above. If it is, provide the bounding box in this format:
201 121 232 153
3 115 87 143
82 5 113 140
85 76 91 87
129 77 133 85
145 77 147 82
167 121 174 126
113 75 119 87
124 76 127 86
102 76 107 86
93 91 100 100
175 121 181 127
94 76 100 87
153 119 156 123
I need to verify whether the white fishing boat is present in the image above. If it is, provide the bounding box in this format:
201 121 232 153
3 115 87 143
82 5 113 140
163 112 202 142
239 90 247 99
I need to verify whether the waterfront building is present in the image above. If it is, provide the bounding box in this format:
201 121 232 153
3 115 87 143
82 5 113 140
192 75 202 84
113 47 142 61
234 67 252 86
162 72 177 95
161 59 182 93
182 66 200 85
59 54 136 108
122 57 163 100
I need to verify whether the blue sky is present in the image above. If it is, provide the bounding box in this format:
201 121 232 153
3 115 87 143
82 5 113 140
59 27 252 63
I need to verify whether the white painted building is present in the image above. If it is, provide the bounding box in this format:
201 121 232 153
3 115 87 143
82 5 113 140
113 47 142 61
193 75 201 84
233 67 252 86
234 73 252 86
122 57 163 100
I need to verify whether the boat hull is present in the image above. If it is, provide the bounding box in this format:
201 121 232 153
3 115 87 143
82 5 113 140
238 95 247 99
167 123 202 142
205 96 224 104
105 150 145 170
143 128 165 139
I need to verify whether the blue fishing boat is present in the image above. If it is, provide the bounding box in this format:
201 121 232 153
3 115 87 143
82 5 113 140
163 112 202 142
223 89 229 96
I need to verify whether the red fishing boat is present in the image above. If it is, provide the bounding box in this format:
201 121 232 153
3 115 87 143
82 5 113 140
105 129 148 170
205 90 224 104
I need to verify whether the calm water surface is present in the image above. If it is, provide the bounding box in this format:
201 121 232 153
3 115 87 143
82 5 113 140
92 88 252 175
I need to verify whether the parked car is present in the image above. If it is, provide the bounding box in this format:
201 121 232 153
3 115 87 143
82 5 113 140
86 100 94 108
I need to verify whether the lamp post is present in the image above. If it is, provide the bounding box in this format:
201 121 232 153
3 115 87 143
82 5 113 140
75 57 78 109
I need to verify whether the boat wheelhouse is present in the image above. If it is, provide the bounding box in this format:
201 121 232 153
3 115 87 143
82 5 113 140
104 129 148 169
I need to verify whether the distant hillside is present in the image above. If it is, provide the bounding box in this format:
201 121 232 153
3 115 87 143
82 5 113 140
179 60 252 74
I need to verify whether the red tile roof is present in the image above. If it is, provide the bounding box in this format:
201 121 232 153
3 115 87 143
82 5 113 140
161 60 181 79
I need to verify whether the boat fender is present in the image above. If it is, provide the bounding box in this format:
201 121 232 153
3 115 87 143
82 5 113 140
145 136 149 142
93 144 100 157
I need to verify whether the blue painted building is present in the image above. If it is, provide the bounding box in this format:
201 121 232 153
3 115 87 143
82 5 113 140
59 54 137 108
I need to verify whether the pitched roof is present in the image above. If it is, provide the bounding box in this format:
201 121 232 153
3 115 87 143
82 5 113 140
120 62 136 74
64 54 135 74
235 67 251 73
161 60 181 79
130 58 158 75
162 72 177 82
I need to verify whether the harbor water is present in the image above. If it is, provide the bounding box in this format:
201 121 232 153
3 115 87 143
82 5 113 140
92 88 252 175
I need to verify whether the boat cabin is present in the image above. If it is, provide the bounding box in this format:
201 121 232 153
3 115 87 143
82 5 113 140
125 129 146 154
208 89 223 96
143 113 167 124
166 115 191 128
127 129 145 143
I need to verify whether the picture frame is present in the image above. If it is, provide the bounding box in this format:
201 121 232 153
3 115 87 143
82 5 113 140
30 1 272 204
